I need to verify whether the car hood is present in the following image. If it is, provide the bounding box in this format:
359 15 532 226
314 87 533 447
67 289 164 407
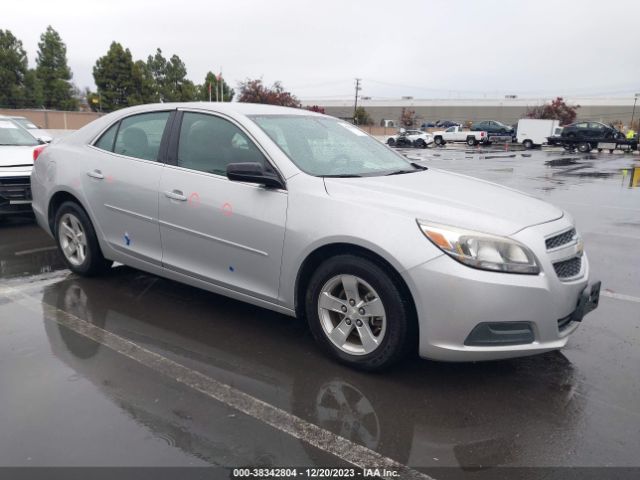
0 145 35 175
323 169 563 236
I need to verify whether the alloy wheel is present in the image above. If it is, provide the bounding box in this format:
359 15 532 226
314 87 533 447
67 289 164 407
317 274 387 355
58 213 88 266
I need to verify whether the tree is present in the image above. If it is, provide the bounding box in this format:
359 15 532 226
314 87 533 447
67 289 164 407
525 97 580 125
36 26 77 110
400 108 416 128
22 69 44 108
237 79 300 107
197 71 234 102
0 29 28 108
354 106 372 125
92 42 142 112
146 48 195 102
130 60 156 104
306 105 325 114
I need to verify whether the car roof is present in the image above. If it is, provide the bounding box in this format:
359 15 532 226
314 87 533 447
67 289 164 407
108 102 324 117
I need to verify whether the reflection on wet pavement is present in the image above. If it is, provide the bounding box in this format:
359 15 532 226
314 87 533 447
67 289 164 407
0 266 636 468
0 217 65 278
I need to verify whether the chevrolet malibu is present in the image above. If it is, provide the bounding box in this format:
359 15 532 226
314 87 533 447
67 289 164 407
30 103 600 370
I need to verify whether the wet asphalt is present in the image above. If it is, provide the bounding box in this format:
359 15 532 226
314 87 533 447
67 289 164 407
0 146 639 476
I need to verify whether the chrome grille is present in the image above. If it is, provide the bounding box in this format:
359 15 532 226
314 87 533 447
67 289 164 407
0 177 32 201
553 256 582 279
546 229 576 250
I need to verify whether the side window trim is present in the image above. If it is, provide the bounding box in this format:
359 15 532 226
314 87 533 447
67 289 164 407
157 110 178 164
168 108 286 186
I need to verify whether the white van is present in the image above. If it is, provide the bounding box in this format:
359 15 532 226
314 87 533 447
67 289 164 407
517 119 561 149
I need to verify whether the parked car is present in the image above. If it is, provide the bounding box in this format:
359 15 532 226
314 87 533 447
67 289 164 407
560 121 624 141
471 120 514 135
421 122 436 129
516 119 561 149
386 129 433 148
0 118 45 217
31 102 600 370
5 115 53 143
432 126 488 146
435 120 461 128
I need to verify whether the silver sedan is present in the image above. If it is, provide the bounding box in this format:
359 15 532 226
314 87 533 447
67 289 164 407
30 103 600 370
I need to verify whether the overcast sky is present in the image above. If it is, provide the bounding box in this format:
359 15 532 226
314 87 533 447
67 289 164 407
4 0 640 100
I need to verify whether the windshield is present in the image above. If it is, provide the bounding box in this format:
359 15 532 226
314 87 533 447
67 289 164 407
250 115 418 177
0 120 39 146
12 118 38 130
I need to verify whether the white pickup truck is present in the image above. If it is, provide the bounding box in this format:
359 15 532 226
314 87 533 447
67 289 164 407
432 126 488 146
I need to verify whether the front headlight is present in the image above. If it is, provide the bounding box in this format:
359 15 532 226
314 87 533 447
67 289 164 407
417 220 540 274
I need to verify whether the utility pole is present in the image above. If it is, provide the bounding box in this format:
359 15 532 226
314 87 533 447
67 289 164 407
631 93 640 129
353 78 361 125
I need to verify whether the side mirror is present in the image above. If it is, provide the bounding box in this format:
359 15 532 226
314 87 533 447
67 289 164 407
226 162 284 189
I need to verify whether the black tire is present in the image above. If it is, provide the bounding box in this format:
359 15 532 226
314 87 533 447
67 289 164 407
415 139 427 149
305 254 415 371
434 136 445 146
54 201 113 276
466 137 477 146
577 142 591 153
523 139 534 150
386 138 395 146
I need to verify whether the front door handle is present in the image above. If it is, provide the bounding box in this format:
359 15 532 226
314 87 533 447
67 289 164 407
164 189 187 201
87 170 104 180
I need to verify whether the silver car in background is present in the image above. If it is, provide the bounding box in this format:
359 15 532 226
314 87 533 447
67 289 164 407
0 117 46 217
30 103 600 370
5 115 53 143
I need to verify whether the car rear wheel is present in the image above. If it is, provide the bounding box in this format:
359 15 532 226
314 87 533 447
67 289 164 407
466 137 477 146
386 138 395 146
415 139 427 149
523 139 534 149
305 255 414 371
54 201 113 276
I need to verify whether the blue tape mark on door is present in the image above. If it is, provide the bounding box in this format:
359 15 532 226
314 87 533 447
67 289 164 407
124 232 131 246
229 266 235 272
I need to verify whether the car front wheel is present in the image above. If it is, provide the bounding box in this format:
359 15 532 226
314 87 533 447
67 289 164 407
54 201 113 276
305 255 414 370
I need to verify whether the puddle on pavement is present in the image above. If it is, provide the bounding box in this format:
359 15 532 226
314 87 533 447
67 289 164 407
545 158 579 166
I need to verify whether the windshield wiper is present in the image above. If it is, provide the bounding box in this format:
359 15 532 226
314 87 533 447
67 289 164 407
385 163 428 176
385 169 415 176
322 174 363 178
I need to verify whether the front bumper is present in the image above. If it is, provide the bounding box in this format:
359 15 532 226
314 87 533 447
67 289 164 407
0 175 33 216
403 220 599 362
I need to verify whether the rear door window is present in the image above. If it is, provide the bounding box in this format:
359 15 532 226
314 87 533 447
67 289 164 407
112 112 170 161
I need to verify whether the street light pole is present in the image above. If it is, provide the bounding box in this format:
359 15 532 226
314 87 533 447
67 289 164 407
353 78 361 125
631 93 640 129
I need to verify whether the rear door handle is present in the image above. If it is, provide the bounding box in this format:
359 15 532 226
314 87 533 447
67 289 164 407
164 189 187 201
87 170 104 180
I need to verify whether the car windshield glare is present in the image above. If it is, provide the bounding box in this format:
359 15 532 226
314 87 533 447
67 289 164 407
0 120 38 146
250 115 417 177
